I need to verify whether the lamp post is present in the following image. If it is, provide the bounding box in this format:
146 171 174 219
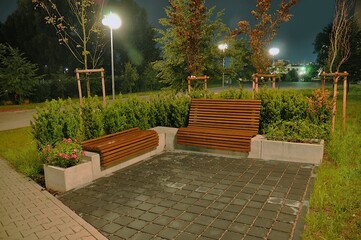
102 12 121 100
218 43 228 88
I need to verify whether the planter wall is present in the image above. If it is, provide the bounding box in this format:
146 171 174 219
44 160 93 193
248 135 324 165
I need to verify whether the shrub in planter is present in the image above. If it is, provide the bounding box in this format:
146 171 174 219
41 138 84 168
82 96 105 139
264 120 330 143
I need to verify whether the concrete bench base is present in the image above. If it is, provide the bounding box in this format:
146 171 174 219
248 135 324 165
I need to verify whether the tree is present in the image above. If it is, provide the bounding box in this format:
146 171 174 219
327 0 353 73
121 62 139 93
32 0 106 96
313 24 332 67
230 0 298 74
0 44 40 103
227 38 251 81
154 0 228 90
1 0 71 74
285 68 299 82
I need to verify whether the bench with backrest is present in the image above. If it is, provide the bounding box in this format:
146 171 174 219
81 128 158 168
176 98 261 152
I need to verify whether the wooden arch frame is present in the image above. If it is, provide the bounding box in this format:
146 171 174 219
251 73 277 98
75 68 106 107
320 71 348 134
187 75 209 93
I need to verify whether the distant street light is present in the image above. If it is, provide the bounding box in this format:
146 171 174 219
102 12 121 100
269 47 280 73
218 43 228 88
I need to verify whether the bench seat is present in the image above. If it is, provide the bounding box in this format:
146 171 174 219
176 99 261 152
81 128 158 168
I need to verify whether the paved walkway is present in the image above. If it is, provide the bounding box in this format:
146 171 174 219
0 157 106 240
59 152 315 240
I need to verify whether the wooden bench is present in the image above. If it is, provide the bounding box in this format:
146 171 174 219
81 128 159 168
176 99 261 152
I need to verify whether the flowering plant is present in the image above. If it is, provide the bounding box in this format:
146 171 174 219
41 138 85 168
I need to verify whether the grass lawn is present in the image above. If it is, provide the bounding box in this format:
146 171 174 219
0 127 43 183
303 85 361 239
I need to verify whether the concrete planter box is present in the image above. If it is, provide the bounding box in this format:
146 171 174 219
44 160 93 193
248 135 324 165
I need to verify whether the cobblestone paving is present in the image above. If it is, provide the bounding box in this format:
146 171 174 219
0 158 106 240
59 152 316 240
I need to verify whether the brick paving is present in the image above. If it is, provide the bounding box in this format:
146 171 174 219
0 157 106 240
59 152 316 240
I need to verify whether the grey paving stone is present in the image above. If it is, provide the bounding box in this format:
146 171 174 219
128 219 148 231
211 219 232 229
175 231 198 240
168 219 189 230
242 207 260 217
228 223 250 234
127 209 146 218
139 212 158 222
202 209 221 218
141 223 163 235
187 205 205 214
114 216 135 226
221 230 244 240
202 227 224 239
218 211 238 221
130 231 153 240
157 227 179 239
247 226 269 238
273 221 293 232
149 206 167 214
268 229 291 240
101 222 122 234
236 214 255 224
259 210 279 220
154 216 173 226
114 226 137 239
194 215 214 226
185 223 207 234
163 209 183 218
254 217 274 228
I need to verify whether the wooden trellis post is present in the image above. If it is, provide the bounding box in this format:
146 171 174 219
187 75 209 93
252 73 277 99
75 68 106 107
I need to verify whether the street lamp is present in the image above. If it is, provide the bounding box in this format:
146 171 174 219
102 12 121 100
218 43 228 88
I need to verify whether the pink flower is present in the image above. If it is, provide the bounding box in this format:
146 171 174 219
74 138 78 142
71 153 77 159
63 138 67 142
67 138 72 143
82 150 85 156
73 149 78 153
64 154 69 160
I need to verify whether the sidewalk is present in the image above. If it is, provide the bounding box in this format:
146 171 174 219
0 157 106 240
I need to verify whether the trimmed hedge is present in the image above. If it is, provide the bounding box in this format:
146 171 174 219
32 88 332 148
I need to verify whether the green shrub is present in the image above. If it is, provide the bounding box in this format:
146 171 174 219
103 100 128 134
265 120 330 143
189 89 215 99
82 96 105 139
32 99 65 148
169 94 191 127
121 96 151 130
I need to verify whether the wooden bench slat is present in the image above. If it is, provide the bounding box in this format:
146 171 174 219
81 128 159 168
176 99 261 152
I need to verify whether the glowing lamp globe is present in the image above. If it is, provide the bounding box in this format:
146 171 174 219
269 47 280 57
102 12 122 29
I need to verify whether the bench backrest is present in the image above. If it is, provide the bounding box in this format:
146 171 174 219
188 99 261 135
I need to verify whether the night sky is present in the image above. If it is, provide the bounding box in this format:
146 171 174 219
0 0 335 63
